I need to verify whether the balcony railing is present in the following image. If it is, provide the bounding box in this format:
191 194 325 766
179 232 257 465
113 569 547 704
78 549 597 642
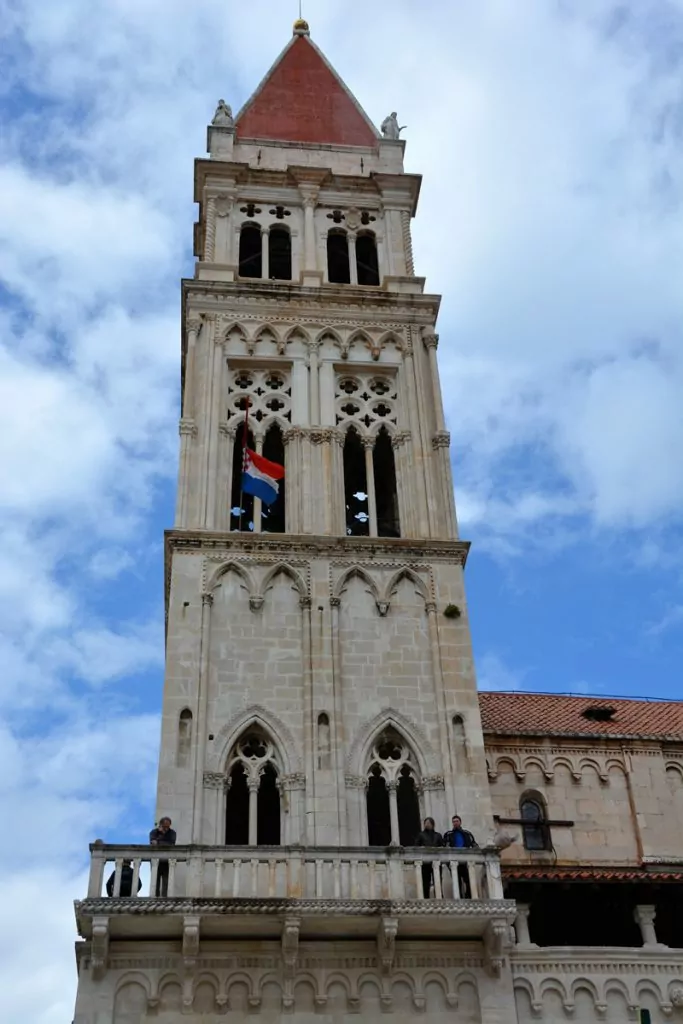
87 843 506 903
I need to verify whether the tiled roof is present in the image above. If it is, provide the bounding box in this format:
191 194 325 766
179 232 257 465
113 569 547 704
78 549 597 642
503 864 683 883
236 35 378 147
478 691 683 741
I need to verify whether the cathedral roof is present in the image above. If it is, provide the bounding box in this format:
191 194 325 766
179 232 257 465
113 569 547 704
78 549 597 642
235 32 379 147
479 691 683 741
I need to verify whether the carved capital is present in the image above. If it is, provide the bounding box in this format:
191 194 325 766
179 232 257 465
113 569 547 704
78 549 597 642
421 774 445 791
309 428 335 446
179 418 197 437
283 426 304 446
299 596 312 609
218 420 237 439
345 774 368 790
202 592 214 607
281 772 306 791
425 601 437 615
391 430 411 450
90 915 109 980
360 436 376 450
203 771 227 790
377 917 398 975
186 316 201 335
330 596 342 608
431 431 451 450
422 331 439 350
299 188 319 209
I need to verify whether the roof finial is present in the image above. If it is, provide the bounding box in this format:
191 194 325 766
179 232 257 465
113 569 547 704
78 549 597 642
293 1 310 35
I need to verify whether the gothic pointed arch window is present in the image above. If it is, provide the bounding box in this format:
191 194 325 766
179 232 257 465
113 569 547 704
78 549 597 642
225 728 281 846
520 791 551 851
373 427 400 537
366 729 421 846
238 222 262 278
356 231 380 286
261 423 285 533
343 427 369 536
327 229 350 284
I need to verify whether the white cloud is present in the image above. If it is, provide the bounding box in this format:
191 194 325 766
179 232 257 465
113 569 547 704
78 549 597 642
476 652 529 692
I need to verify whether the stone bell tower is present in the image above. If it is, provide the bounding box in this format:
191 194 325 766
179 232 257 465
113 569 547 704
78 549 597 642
72 20 518 1024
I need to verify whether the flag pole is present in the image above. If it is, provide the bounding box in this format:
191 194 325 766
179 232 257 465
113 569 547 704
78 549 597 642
238 398 250 532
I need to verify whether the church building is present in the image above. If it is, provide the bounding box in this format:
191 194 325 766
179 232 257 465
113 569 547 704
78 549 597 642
72 21 683 1024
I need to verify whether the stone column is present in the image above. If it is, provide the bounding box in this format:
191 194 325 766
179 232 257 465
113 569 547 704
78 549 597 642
183 316 201 419
204 196 217 262
634 904 662 947
248 777 260 846
215 192 236 265
514 905 536 947
362 437 378 536
205 338 224 529
300 190 319 271
253 435 264 533
329 597 347 843
402 334 430 536
300 596 314 843
423 333 446 432
425 601 456 815
347 231 358 285
376 234 386 283
261 226 269 279
307 340 321 424
216 422 236 530
387 780 400 845
191 592 213 843
176 419 197 528
391 430 410 538
332 429 346 535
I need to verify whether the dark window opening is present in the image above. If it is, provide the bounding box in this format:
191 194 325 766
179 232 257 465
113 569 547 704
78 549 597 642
230 430 254 531
238 224 262 278
257 763 281 845
356 233 380 286
176 709 192 768
261 425 285 533
327 231 350 284
521 796 551 851
268 227 291 280
240 203 262 218
581 705 616 722
367 767 391 846
317 712 331 770
373 428 400 537
225 764 249 845
343 428 369 536
268 206 291 219
640 1012 652 1024
397 766 421 845
507 881 646 947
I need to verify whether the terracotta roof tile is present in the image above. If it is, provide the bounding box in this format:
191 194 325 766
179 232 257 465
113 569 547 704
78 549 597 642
503 864 683 883
478 691 683 741
236 35 378 147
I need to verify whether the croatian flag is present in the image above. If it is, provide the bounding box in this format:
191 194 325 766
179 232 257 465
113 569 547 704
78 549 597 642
242 448 285 506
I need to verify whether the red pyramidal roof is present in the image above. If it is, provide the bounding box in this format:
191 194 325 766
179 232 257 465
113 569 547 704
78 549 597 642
236 34 378 147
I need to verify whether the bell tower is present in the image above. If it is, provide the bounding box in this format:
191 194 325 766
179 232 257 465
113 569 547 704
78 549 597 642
73 21 518 1024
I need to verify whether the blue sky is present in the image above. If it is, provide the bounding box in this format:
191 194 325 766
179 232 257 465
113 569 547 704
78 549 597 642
1 1 683 1020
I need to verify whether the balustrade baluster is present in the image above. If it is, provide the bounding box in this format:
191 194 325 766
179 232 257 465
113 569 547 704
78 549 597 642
131 858 141 898
214 859 224 897
88 849 106 898
433 859 443 899
168 859 177 897
150 858 159 898
316 859 323 898
250 858 259 897
414 859 423 899
268 858 276 897
232 858 242 897
369 860 376 899
350 859 359 898
333 860 342 898
469 857 480 900
450 857 460 899
113 858 123 897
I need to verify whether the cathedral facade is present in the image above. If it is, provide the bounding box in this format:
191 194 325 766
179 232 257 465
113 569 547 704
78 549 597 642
72 22 683 1024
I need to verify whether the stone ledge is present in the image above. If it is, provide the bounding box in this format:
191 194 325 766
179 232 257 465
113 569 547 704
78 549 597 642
77 896 515 918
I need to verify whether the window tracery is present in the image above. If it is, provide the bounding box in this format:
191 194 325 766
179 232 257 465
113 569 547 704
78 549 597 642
225 728 281 846
335 373 397 433
366 729 421 846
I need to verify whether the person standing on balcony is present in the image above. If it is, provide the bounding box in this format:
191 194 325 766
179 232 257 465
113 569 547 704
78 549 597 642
415 817 443 898
443 815 478 899
149 816 177 896
106 860 142 898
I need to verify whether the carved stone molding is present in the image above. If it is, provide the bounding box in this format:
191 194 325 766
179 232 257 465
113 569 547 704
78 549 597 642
203 771 228 791
280 772 306 791
182 915 201 973
422 332 439 349
218 420 237 439
391 430 411 449
179 418 198 437
345 774 368 790
377 917 398 975
78 896 517 917
421 774 445 791
484 918 513 977
282 917 300 978
431 431 451 450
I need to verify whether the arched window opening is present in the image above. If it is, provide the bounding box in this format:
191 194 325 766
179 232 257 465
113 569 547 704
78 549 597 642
257 763 281 845
225 764 249 845
327 230 350 284
268 226 291 281
238 223 262 278
356 232 380 286
367 766 391 846
343 428 369 536
397 764 421 845
225 728 281 846
261 424 286 533
373 427 400 537
176 709 192 768
520 793 551 851
317 712 331 770
366 728 421 847
230 429 255 531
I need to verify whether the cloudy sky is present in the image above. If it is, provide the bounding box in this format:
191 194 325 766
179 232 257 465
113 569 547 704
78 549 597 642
1 0 683 1019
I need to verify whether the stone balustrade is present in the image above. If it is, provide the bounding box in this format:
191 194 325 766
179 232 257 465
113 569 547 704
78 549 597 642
88 842 506 903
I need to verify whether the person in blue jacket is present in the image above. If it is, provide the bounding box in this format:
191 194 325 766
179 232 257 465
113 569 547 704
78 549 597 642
443 815 478 898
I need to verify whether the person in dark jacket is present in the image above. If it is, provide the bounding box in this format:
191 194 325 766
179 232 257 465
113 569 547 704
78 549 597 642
106 860 142 898
415 817 444 898
149 816 177 896
443 815 478 898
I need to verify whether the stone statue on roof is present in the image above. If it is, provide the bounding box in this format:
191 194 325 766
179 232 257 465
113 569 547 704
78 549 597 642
212 99 234 127
381 112 406 140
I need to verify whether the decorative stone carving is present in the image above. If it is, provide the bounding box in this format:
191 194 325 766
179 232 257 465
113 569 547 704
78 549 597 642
203 771 228 790
182 915 200 971
282 917 300 978
212 100 234 127
422 332 439 349
90 915 109 980
483 918 512 976
670 986 683 1008
377 917 398 975
345 774 368 789
431 431 451 450
381 112 404 139
249 595 264 612
391 430 411 449
281 772 307 791
215 193 236 217
179 418 197 437
376 599 390 616
421 774 445 791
